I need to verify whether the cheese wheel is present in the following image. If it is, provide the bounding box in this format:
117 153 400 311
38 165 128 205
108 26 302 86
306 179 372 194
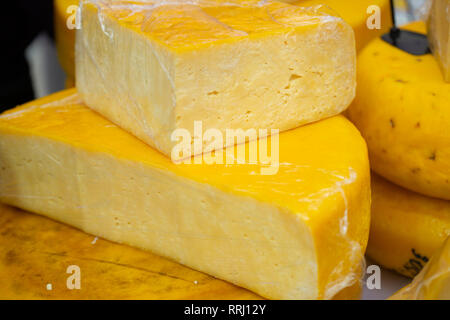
0 89 370 300
368 174 450 278
347 22 450 200
293 0 391 51
390 237 450 300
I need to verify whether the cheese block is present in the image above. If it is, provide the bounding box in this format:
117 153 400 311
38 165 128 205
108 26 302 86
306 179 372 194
427 0 450 82
76 0 356 157
292 0 391 51
0 89 371 300
347 22 450 200
368 174 450 278
0 204 362 300
390 237 450 300
54 0 78 80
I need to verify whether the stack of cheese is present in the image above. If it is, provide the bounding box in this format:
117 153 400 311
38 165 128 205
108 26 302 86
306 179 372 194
1 0 372 300
347 0 450 280
54 0 391 87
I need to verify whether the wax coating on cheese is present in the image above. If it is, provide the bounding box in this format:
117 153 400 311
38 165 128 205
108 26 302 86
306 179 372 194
0 89 370 300
76 0 356 156
347 22 450 200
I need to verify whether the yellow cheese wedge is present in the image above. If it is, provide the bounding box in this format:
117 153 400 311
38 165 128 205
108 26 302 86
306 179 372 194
76 0 356 156
292 0 391 51
368 174 450 278
347 22 450 200
0 204 362 300
54 0 78 80
428 0 450 82
0 89 371 300
390 237 450 300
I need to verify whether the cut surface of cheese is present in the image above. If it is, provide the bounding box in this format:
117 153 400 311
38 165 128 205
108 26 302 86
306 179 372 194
347 22 450 200
76 0 356 156
427 0 450 82
0 204 362 300
368 174 450 278
390 237 450 300
54 0 78 80
0 89 371 300
292 0 391 51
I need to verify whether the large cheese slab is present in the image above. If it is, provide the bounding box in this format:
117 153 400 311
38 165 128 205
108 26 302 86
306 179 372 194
0 204 362 300
0 89 370 300
347 22 450 200
427 0 450 82
76 0 356 156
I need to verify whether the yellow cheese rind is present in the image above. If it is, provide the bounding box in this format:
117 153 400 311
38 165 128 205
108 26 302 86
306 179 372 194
292 0 391 51
76 0 356 156
427 0 450 82
390 237 450 300
347 22 450 200
0 89 370 300
368 174 450 278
